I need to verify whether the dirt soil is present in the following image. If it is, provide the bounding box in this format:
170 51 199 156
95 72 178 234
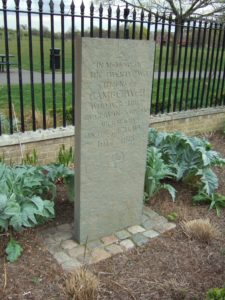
1 131 225 300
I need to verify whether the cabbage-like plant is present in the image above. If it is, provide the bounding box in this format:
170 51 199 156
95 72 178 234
145 147 176 201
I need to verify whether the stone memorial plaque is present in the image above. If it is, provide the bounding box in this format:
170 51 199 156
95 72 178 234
75 38 155 243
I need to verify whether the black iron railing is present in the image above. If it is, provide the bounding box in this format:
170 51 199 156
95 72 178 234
0 0 225 135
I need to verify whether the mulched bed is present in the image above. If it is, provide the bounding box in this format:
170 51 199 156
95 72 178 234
1 131 225 299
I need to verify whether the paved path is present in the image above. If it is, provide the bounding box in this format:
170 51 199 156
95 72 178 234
0 68 222 85
39 207 176 272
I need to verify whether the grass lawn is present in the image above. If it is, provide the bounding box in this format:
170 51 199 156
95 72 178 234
0 30 224 73
0 76 224 133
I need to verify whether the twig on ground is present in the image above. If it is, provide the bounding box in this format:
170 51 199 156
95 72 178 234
110 279 137 300
3 258 7 291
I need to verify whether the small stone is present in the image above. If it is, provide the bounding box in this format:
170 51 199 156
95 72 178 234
153 222 176 233
91 248 111 263
105 244 123 255
53 231 73 242
143 207 160 219
61 259 82 271
57 223 72 231
101 235 118 245
143 229 159 239
76 252 93 264
120 239 135 250
127 225 145 235
68 246 86 258
142 219 159 230
141 214 149 223
132 233 149 246
53 251 71 264
61 239 78 250
43 237 57 245
115 230 131 240
46 242 62 254
87 240 103 250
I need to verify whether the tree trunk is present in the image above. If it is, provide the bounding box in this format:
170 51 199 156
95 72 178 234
171 18 182 65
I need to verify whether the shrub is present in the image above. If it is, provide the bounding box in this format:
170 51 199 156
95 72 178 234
64 267 99 300
206 287 225 300
181 218 219 243
145 146 176 201
57 144 74 167
193 192 225 216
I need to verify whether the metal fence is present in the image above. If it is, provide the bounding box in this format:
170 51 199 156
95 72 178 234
0 0 225 135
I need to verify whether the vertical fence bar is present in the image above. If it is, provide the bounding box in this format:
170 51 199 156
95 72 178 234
15 0 24 132
180 20 190 111
200 21 213 107
156 13 165 113
146 10 151 40
38 0 46 129
90 2 94 37
216 25 225 105
99 3 103 38
60 0 66 127
2 0 13 134
168 19 177 112
154 12 158 41
205 22 217 107
210 23 222 106
185 20 196 109
191 20 202 109
164 14 172 113
219 58 225 105
50 0 56 128
116 6 120 39
81 2 85 37
27 0 36 131
173 21 184 112
139 9 144 40
107 5 112 38
132 8 136 39
123 3 129 39
196 20 207 108
71 0 75 125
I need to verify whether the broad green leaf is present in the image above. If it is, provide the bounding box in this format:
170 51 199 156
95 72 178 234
5 239 23 262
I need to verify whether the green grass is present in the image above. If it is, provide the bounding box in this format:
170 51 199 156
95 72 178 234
0 77 224 133
0 30 224 73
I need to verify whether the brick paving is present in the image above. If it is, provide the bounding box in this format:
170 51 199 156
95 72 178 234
39 207 176 272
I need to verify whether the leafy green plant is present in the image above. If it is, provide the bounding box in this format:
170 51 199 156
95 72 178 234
22 149 38 166
5 238 23 262
57 144 74 167
166 212 178 222
0 163 55 231
148 129 225 196
193 192 225 216
145 147 176 201
206 287 225 300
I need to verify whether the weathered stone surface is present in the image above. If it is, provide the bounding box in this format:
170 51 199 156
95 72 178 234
153 222 176 233
52 231 73 242
87 240 104 250
74 38 155 243
53 251 71 264
120 239 135 250
132 233 149 246
61 259 82 271
91 248 111 263
127 225 145 235
105 244 123 255
61 239 78 250
101 235 118 246
143 208 160 219
68 246 86 258
115 230 131 240
143 229 159 239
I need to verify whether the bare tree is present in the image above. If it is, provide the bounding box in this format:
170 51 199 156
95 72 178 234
105 0 225 63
